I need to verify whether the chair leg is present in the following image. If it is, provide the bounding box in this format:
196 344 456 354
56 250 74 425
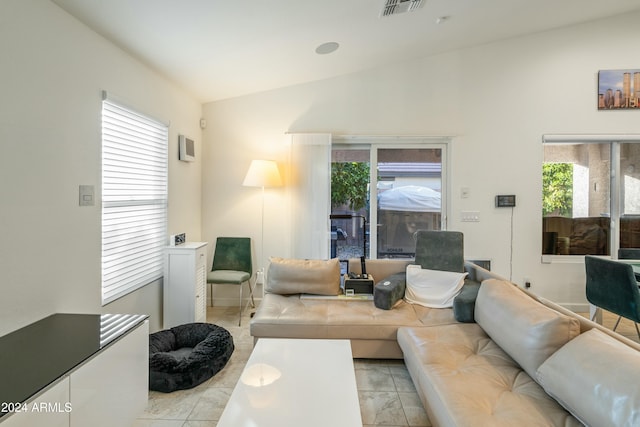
248 279 256 309
635 322 640 340
238 282 243 327
613 316 622 332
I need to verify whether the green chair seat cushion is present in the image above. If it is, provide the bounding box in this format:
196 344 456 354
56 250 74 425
207 270 250 284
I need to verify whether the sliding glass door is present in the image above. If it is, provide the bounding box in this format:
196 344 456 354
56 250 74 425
376 148 443 258
331 140 447 260
620 142 640 255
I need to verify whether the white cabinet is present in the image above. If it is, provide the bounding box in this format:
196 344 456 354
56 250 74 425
1 378 69 427
69 320 148 427
164 242 208 328
0 316 148 427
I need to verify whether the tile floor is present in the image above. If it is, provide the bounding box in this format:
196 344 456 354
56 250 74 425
134 306 640 427
134 306 430 427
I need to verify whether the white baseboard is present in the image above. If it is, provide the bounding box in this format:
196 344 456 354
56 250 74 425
208 297 262 307
557 303 589 313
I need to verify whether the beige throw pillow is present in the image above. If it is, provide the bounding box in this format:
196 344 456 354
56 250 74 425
537 328 640 427
266 257 340 295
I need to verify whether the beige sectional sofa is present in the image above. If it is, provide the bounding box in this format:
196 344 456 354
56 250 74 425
250 258 640 426
251 258 478 358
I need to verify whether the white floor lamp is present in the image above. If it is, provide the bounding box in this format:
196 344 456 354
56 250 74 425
243 160 283 292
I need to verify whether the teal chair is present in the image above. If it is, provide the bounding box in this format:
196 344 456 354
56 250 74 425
207 237 254 326
585 255 640 339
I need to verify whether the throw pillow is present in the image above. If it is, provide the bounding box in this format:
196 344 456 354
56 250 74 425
404 265 467 308
266 257 340 295
537 328 640 427
373 272 406 310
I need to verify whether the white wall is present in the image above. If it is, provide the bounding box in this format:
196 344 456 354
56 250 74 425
202 11 640 308
0 0 202 335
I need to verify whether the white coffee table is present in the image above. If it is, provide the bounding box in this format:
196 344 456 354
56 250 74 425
217 338 362 427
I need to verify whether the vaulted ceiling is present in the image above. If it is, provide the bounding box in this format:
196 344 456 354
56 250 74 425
52 0 640 102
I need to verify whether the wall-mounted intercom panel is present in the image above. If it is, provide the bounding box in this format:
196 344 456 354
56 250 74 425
495 195 516 207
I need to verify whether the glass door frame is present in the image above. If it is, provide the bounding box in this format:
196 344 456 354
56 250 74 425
332 136 451 260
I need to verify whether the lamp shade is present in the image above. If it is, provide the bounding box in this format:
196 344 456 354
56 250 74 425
243 160 282 188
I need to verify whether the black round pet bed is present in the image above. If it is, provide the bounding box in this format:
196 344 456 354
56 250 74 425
149 323 234 393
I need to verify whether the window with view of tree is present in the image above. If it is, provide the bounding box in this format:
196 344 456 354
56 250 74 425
542 138 640 258
330 141 447 260
542 163 573 217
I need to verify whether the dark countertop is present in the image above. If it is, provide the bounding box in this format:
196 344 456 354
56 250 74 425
0 313 147 418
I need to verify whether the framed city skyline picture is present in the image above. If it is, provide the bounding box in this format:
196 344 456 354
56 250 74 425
598 69 640 110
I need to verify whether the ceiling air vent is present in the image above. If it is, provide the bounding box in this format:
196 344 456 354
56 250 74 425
380 0 425 17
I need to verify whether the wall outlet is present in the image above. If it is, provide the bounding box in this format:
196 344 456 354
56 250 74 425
256 270 265 285
524 278 531 288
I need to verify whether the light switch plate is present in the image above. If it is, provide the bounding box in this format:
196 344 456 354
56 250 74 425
461 211 480 222
79 185 95 206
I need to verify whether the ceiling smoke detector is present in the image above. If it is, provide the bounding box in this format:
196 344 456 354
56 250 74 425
380 0 426 17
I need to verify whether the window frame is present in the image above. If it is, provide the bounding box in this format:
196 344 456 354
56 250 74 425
541 134 640 263
331 136 451 260
101 92 169 305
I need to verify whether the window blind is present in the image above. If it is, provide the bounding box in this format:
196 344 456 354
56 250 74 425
101 97 168 304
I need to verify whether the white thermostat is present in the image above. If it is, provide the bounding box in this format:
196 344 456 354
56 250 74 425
178 135 195 162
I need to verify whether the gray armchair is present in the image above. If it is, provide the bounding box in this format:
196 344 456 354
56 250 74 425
585 255 640 339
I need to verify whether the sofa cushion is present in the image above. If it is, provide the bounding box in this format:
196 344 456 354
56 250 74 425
405 265 467 308
452 279 481 323
537 328 640 427
475 279 580 380
266 257 340 295
397 325 580 426
251 293 424 340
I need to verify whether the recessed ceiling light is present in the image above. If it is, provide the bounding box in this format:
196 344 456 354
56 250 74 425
315 42 340 55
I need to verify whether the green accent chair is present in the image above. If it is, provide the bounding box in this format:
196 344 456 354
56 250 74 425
207 237 254 326
585 255 640 339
